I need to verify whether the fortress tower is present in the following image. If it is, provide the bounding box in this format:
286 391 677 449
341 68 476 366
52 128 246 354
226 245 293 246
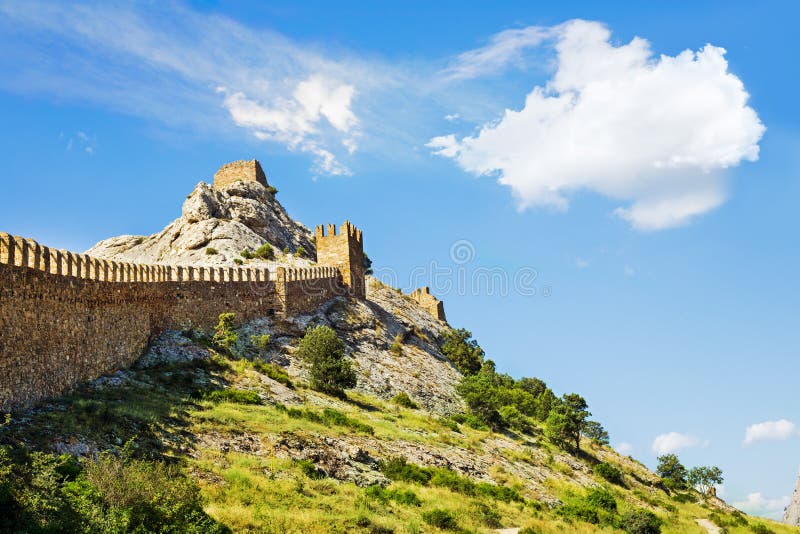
315 221 365 299
213 159 268 189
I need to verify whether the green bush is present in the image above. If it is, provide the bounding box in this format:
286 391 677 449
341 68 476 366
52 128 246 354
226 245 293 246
233 258 243 265
620 509 662 534
204 388 261 405
749 524 774 534
557 501 599 524
0 446 227 533
254 243 275 260
286 407 373 434
296 459 325 480
205 247 218 255
474 502 502 527
475 481 522 502
241 249 254 259
252 361 293 388
295 246 306 258
391 392 418 409
212 312 238 353
671 491 697 503
250 333 271 350
422 509 458 530
296 326 356 397
594 462 624 485
266 185 278 195
365 485 421 506
377 457 432 484
585 487 617 512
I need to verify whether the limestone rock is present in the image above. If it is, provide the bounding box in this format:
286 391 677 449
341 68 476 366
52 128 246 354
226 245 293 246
87 179 315 269
785 470 800 525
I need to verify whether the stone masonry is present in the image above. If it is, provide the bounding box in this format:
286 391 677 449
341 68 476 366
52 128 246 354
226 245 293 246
0 224 364 410
213 159 268 189
409 287 446 322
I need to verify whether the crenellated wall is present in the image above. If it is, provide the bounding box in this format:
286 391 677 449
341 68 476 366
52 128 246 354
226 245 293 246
315 220 365 299
0 230 353 410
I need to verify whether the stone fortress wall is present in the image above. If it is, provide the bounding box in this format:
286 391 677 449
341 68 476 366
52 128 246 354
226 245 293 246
0 225 358 410
409 287 447 322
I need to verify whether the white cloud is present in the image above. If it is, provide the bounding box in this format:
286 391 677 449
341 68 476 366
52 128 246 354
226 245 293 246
744 419 797 446
624 265 636 277
442 26 551 81
615 442 634 455
733 492 790 520
429 19 765 230
0 1 370 175
651 432 706 455
444 113 461 122
576 257 589 269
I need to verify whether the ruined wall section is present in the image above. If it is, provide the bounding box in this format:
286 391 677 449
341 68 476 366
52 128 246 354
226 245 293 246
213 159 268 189
409 287 447 322
276 266 347 317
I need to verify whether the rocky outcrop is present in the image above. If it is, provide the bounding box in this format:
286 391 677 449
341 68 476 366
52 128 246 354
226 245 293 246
785 470 800 525
87 180 315 268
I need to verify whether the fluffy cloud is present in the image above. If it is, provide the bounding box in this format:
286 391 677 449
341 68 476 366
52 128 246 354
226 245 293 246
429 20 765 230
743 419 797 446
733 493 790 520
651 432 705 455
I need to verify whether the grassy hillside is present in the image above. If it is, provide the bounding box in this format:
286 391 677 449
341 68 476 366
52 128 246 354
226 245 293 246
1 342 795 534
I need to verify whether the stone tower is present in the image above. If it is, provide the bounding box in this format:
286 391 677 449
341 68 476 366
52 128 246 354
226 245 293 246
213 159 268 189
315 221 365 299
785 470 800 525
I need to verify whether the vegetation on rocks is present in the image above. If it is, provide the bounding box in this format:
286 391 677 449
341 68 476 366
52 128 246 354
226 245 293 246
296 325 357 397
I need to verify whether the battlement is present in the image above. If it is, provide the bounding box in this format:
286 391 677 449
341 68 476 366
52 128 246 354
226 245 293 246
315 220 365 299
0 227 366 410
409 286 447 322
213 159 268 189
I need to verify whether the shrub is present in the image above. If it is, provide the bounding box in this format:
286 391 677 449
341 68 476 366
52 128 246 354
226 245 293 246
266 185 278 195
594 462 624 485
389 334 404 356
557 502 599 524
250 333 271 350
365 485 421 506
296 460 325 480
391 392 418 409
205 247 218 255
252 361 293 388
422 509 458 530
212 312 238 353
295 246 306 258
321 408 374 434
438 417 460 432
585 487 617 512
377 457 432 485
474 502 502 527
254 243 275 260
475 481 522 502
620 509 662 534
671 492 697 503
282 247 290 255
499 404 534 434
233 258 243 265
296 326 356 397
749 524 774 534
241 249 254 259
204 388 261 405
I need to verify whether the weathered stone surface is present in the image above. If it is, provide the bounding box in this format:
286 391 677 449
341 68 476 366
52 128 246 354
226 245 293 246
785 470 800 525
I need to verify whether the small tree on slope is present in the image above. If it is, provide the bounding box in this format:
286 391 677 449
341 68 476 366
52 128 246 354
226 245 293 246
296 325 356 397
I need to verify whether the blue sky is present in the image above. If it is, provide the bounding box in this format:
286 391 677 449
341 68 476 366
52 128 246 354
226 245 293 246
1 0 799 519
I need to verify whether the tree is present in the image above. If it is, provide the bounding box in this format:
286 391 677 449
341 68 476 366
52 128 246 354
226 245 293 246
545 394 591 451
656 454 688 489
212 312 238 354
440 328 485 375
363 253 374 276
687 466 723 497
296 325 356 397
583 421 610 446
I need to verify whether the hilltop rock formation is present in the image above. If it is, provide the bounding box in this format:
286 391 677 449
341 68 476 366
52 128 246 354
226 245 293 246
87 178 315 268
785 470 800 525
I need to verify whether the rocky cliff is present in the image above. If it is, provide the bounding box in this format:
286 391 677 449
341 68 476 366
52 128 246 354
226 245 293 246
87 180 315 269
785 471 800 525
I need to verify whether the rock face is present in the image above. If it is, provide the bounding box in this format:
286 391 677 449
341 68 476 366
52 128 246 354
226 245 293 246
87 179 316 268
785 470 800 525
